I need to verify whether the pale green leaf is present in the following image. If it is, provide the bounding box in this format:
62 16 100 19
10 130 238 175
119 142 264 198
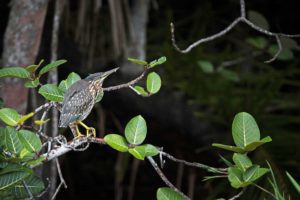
128 57 148 65
133 86 149 97
144 144 159 157
149 56 167 68
17 112 34 124
232 153 252 172
232 112 260 147
125 115 147 145
197 60 214 73
38 59 67 76
24 79 40 88
244 136 272 151
228 167 248 188
18 130 42 153
26 156 46 168
212 143 246 153
104 134 128 152
0 108 20 126
156 187 185 200
129 146 146 160
38 84 64 102
0 67 30 79
146 72 162 94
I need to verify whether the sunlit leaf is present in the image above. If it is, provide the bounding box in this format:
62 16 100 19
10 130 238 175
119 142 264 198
38 84 64 102
129 146 146 160
147 72 162 94
17 112 34 124
132 86 149 97
149 56 167 68
232 112 260 147
125 115 147 145
0 67 30 79
34 119 50 125
104 134 128 152
128 57 148 65
38 59 67 76
0 108 20 126
156 187 185 200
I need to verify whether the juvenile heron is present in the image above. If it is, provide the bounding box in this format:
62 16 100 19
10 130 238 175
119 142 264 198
59 67 119 138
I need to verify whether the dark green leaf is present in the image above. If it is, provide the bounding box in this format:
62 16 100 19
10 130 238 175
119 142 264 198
218 69 240 82
248 10 269 30
156 187 185 200
244 136 272 151
24 79 40 88
128 57 148 65
232 153 252 172
18 130 42 153
268 45 294 60
246 37 268 49
228 167 249 188
232 112 260 147
0 108 20 126
286 172 300 194
281 38 300 50
26 156 46 167
146 72 162 94
0 67 30 79
212 143 246 153
104 134 128 152
25 59 44 73
38 84 64 102
12 175 44 198
125 115 147 145
2 127 23 155
197 60 214 73
38 59 67 76
0 171 31 190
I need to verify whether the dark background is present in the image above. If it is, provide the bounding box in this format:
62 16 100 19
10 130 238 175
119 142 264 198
1 0 300 199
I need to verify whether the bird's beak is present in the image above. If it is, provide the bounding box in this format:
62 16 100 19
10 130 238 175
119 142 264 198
102 67 119 79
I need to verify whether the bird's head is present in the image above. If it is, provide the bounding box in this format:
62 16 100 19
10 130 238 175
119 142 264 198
85 67 119 85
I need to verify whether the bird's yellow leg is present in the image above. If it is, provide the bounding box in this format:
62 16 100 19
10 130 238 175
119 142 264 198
78 121 96 137
73 123 84 139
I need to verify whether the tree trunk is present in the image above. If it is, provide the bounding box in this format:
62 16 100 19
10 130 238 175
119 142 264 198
1 0 49 113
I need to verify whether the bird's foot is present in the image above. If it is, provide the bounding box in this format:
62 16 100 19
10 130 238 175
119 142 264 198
73 132 84 140
86 127 96 137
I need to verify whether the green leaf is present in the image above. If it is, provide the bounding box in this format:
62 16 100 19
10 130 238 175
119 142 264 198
248 10 269 30
243 165 259 182
243 136 272 151
38 59 67 76
128 57 148 65
156 187 185 200
286 172 300 194
104 134 128 152
246 37 268 49
233 153 252 172
12 175 44 198
125 115 147 145
268 45 294 60
0 67 30 79
250 167 269 182
197 60 214 73
149 56 167 68
228 167 248 188
144 144 159 157
129 146 146 160
218 69 240 82
2 127 23 155
18 130 42 153
0 171 31 190
38 84 64 102
34 119 50 125
58 72 81 93
25 59 44 73
24 79 40 88
281 38 300 50
232 112 260 147
146 72 162 94
212 143 246 153
17 112 34 124
26 156 46 167
0 108 20 126
219 155 233 167
132 86 149 97
19 148 35 161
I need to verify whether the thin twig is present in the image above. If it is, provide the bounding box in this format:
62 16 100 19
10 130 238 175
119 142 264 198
228 187 246 200
147 156 191 200
170 0 300 62
50 182 63 200
253 183 276 199
103 67 147 91
22 180 35 200
160 151 227 174
56 158 67 188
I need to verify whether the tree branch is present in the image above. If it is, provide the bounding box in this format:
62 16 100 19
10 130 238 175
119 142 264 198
171 0 300 62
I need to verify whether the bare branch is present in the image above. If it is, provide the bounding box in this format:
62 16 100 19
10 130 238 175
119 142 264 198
170 0 300 62
160 151 227 174
103 67 147 92
147 156 191 200
228 187 246 200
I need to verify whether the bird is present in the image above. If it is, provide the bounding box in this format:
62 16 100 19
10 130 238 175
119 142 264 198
58 67 119 138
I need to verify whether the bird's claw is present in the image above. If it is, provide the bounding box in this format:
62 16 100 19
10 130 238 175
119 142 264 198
86 127 96 137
